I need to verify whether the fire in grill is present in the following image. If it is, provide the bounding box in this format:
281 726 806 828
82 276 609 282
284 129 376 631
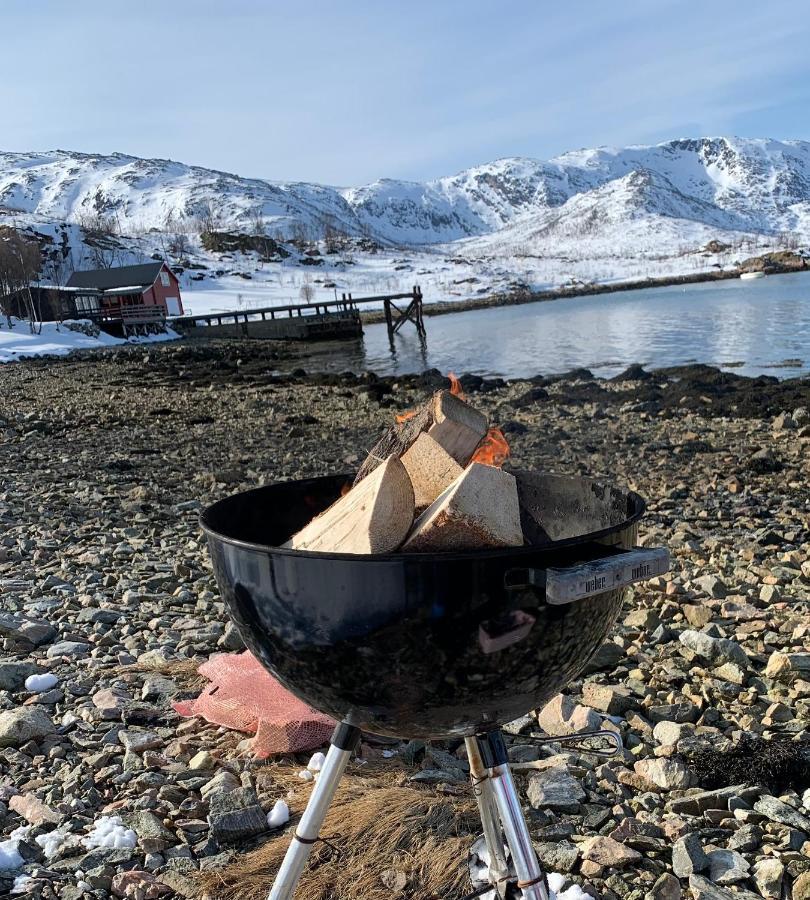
200 381 669 900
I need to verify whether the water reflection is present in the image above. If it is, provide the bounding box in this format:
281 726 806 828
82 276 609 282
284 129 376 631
287 271 810 379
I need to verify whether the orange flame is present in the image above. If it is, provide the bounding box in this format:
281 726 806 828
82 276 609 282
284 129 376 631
448 372 465 399
471 427 510 468
395 408 419 425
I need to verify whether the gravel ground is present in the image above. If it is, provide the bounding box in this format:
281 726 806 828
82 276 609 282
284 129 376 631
0 342 808 900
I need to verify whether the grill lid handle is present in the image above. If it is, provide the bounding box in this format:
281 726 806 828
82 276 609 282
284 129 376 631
505 546 670 606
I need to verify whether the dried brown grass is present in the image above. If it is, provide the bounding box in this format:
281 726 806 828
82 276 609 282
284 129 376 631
126 656 207 691
200 779 479 900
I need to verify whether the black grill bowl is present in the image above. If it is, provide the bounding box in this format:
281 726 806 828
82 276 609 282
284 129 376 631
200 470 647 739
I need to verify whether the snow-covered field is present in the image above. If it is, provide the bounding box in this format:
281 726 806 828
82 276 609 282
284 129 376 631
0 319 179 364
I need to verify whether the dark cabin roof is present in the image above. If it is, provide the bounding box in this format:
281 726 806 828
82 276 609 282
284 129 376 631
67 262 166 291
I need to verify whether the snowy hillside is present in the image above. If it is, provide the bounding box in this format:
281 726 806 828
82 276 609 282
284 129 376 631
3 137 810 246
1 137 809 316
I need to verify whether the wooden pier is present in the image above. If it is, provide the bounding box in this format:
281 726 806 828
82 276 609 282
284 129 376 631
171 286 425 344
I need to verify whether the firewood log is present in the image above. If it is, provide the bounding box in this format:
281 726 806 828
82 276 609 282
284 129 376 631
400 433 463 510
403 463 524 551
283 456 414 554
354 390 487 486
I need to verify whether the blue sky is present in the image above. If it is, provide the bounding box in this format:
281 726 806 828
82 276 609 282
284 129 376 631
4 0 810 184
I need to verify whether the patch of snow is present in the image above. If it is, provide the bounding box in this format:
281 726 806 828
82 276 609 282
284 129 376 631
267 800 290 829
11 874 32 894
297 770 314 782
0 318 179 365
307 752 326 773
25 673 58 692
548 872 593 900
35 827 72 859
81 816 137 850
0 826 32 873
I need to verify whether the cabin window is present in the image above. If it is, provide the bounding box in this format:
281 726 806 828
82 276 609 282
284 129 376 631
160 271 170 287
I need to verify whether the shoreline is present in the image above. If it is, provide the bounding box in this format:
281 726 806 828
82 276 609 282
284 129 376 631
360 267 768 324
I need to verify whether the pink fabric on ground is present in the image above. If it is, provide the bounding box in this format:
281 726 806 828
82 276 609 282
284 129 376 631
174 651 335 758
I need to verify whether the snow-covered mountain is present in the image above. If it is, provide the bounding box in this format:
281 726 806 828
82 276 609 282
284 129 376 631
2 137 810 250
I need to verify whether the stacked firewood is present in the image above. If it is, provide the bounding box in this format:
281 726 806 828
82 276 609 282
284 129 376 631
283 390 526 553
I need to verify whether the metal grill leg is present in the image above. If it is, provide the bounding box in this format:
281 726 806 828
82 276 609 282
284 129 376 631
267 722 361 900
478 731 548 900
465 736 510 895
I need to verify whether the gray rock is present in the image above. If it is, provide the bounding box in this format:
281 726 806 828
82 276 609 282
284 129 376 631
46 640 91 659
526 768 586 813
646 873 681 900
669 785 748 815
754 795 810 833
752 858 784 898
634 758 694 790
129 810 176 852
0 660 38 691
693 575 728 598
533 841 580 873
727 823 762 852
687 875 745 900
582 682 638 716
0 706 56 747
207 787 268 843
409 768 466 784
672 833 709 878
679 629 718 658
707 848 750 884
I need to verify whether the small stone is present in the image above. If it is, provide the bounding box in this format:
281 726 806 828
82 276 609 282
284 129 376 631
679 630 718 659
582 682 638 716
624 609 661 630
189 751 216 771
208 787 268 843
683 606 712 628
707 848 750 884
9 793 63 826
580 836 641 869
533 841 580 873
538 693 601 736
754 795 810 832
760 584 781 603
792 872 810 900
526 769 586 812
634 758 694 790
130 811 176 853
0 706 56 747
653 721 688 747
688 874 737 900
672 833 709 878
0 660 39 691
694 575 728 599
752 858 784 898
646 872 681 900
46 640 91 658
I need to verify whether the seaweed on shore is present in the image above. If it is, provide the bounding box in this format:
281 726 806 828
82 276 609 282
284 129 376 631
684 735 810 793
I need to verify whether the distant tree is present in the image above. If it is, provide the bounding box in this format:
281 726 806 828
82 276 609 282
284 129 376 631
299 276 315 303
0 227 43 333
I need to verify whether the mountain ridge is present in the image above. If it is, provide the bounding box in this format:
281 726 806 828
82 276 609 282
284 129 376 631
2 137 810 251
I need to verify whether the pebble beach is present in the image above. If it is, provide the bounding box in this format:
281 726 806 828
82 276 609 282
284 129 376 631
1 341 808 900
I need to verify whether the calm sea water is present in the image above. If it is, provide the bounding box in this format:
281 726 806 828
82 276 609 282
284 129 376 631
290 270 810 380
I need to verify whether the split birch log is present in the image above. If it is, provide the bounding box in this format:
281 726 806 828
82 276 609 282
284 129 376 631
283 456 414 554
403 462 524 552
400 432 463 509
354 390 487 486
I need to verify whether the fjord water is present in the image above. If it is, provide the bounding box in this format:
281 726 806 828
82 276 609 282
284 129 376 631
298 270 810 379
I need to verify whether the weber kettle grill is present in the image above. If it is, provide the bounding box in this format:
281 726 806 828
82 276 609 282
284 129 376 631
201 470 669 900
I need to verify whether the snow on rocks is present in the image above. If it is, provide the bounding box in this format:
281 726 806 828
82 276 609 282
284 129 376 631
82 816 138 851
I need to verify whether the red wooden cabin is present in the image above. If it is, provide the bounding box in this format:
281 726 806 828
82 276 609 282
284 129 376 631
66 262 183 335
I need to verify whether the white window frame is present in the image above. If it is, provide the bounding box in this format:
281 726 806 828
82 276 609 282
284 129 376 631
160 271 170 287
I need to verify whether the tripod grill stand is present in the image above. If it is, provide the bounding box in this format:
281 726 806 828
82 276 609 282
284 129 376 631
267 722 622 900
